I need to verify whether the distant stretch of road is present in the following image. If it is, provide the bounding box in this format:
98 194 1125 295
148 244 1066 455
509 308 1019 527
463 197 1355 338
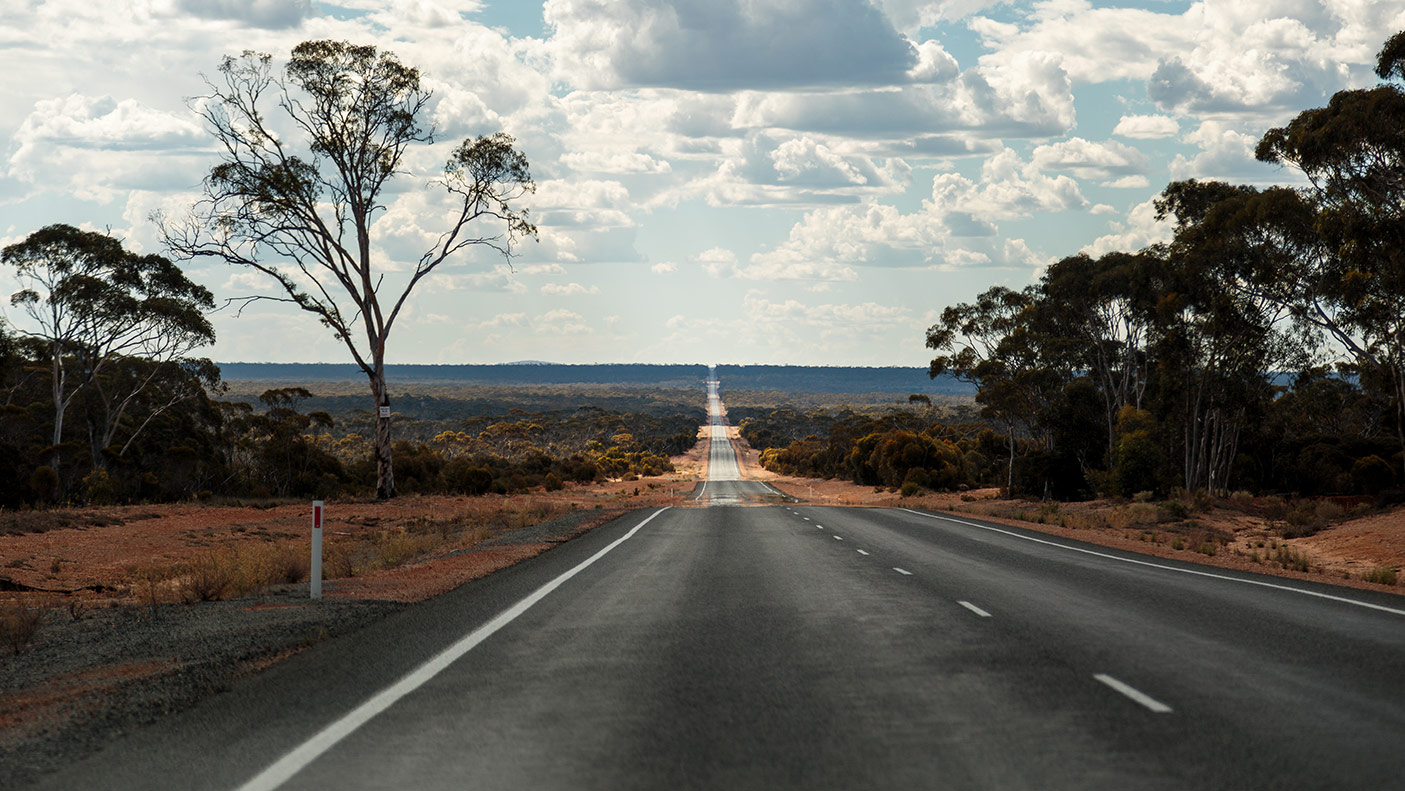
28 374 1405 790
692 374 785 505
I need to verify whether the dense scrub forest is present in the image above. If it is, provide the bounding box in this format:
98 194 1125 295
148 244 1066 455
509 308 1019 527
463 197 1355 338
1 321 700 506
910 32 1405 502
0 266 699 506
748 33 1405 503
739 404 1006 495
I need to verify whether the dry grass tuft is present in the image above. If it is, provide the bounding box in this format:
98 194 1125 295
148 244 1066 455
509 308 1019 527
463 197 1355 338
1361 565 1398 586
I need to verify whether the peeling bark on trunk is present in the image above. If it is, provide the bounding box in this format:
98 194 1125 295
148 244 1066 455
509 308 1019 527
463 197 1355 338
370 365 395 500
49 344 64 473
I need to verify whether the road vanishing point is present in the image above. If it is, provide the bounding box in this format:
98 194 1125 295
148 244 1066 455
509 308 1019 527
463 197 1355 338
27 373 1405 790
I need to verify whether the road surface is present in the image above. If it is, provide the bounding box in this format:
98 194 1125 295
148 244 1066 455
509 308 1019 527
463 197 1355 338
28 376 1405 790
691 374 786 505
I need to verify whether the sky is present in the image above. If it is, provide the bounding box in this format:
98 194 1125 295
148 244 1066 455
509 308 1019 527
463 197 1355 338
1 0 1402 367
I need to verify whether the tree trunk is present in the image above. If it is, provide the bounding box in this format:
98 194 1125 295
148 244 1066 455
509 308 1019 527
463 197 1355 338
49 341 65 474
370 363 395 500
1394 366 1405 486
1006 423 1016 495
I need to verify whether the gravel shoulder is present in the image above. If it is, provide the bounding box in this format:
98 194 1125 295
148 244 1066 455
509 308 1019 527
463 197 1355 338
0 508 627 790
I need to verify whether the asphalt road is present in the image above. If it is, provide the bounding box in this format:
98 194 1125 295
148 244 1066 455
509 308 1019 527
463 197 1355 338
692 374 785 505
27 383 1405 790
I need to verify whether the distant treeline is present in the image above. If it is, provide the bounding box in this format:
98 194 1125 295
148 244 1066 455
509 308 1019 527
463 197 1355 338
219 362 710 387
712 365 975 395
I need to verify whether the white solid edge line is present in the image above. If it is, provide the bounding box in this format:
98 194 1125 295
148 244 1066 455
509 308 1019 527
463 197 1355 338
695 480 707 500
898 509 1405 617
958 600 992 618
234 507 673 791
1095 674 1173 713
893 567 913 575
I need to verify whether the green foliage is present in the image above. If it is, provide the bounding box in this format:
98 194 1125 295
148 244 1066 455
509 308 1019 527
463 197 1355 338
442 460 494 495
1351 455 1394 495
750 407 988 491
1110 408 1166 497
28 466 58 503
920 29 1405 501
80 469 116 505
170 40 539 499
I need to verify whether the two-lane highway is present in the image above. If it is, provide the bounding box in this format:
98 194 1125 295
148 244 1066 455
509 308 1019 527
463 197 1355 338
27 377 1405 790
692 372 785 505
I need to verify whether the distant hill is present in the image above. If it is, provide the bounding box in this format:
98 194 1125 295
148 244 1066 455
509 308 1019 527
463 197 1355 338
216 362 974 395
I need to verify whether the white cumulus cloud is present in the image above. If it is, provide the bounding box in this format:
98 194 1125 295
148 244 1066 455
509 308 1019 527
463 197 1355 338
1113 114 1179 139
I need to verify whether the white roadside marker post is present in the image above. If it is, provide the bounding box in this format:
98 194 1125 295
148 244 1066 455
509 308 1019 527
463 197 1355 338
311 500 324 599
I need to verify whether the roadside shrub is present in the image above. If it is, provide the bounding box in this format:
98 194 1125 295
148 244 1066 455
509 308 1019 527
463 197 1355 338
565 459 598 483
442 460 494 495
1111 409 1165 497
1158 500 1190 521
1361 566 1398 586
1191 489 1214 513
258 542 310 585
1227 490 1254 510
1351 455 1393 495
1123 502 1159 526
1314 500 1345 524
81 469 117 505
543 472 564 491
900 481 921 498
181 552 237 601
29 466 59 504
1 603 44 655
1272 545 1311 573
1282 501 1321 538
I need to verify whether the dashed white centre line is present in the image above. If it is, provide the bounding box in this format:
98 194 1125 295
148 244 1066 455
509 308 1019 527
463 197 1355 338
958 601 992 618
833 535 844 541
898 508 1405 617
803 517 811 521
816 525 824 530
856 549 870 556
1095 674 1173 713
893 567 913 576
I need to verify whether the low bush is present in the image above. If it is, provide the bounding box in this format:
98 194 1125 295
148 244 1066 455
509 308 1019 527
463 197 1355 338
1314 500 1345 524
1158 500 1190 520
1361 565 1398 586
1272 546 1311 573
181 551 238 602
1227 490 1254 510
1 603 44 655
